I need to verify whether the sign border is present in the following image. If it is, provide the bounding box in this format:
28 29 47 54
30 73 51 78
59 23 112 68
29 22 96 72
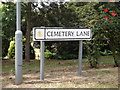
33 27 92 41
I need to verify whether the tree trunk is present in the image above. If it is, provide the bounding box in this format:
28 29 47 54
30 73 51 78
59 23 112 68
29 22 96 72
25 2 31 61
109 37 119 67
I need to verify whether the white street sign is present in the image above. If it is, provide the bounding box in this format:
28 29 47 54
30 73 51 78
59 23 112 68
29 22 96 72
33 27 92 80
33 27 92 41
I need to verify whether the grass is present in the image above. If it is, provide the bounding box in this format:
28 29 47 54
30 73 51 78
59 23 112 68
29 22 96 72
2 55 115 73
2 55 118 88
2 59 15 73
99 55 114 64
86 68 116 77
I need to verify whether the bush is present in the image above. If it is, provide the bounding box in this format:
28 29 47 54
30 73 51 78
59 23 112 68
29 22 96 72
45 49 56 59
8 41 15 58
55 54 78 60
100 50 112 56
2 37 10 57
87 55 99 68
8 40 35 59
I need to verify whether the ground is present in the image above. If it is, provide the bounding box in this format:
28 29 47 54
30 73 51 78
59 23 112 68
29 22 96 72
2 56 119 88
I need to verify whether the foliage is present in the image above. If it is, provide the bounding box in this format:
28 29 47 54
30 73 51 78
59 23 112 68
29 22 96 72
1 2 16 57
8 41 15 58
7 38 35 59
93 2 120 67
32 2 79 60
2 37 10 57
45 49 56 59
73 2 101 68
73 2 120 67
1 2 120 67
84 40 100 68
100 50 112 56
54 41 78 60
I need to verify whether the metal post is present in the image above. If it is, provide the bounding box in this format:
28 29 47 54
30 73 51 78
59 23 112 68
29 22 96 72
40 41 45 80
0 6 2 90
78 40 83 75
15 0 23 84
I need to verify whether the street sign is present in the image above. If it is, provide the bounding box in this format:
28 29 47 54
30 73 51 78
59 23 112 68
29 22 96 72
33 27 92 41
33 27 92 81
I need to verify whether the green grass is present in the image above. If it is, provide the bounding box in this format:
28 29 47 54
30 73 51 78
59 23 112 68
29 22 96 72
2 59 15 72
2 59 40 73
99 55 114 64
87 69 112 76
2 55 115 73
96 70 111 75
2 56 118 88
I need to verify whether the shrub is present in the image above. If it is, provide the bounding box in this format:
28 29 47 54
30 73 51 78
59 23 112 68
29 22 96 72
7 40 35 59
45 49 56 59
8 41 15 58
55 54 78 60
2 37 10 57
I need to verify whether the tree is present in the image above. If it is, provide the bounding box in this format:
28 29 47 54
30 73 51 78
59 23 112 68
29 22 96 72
31 2 80 59
72 2 120 67
25 2 32 61
1 2 16 57
1 2 35 59
94 2 120 67
73 2 101 68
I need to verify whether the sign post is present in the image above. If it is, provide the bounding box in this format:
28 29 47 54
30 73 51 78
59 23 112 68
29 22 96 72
15 0 23 84
33 27 92 80
78 40 83 75
40 41 45 80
